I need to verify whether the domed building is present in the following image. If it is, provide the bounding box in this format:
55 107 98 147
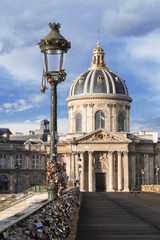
57 42 159 192
67 41 131 134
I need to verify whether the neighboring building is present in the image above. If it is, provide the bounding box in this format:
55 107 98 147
0 120 49 193
56 41 160 192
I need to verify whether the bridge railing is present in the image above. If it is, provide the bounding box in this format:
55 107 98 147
0 187 79 239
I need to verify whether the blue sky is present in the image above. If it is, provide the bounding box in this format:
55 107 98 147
0 0 160 135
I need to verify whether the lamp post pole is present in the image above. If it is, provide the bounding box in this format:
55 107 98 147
156 167 159 185
71 137 78 187
50 82 57 162
74 153 76 186
77 154 82 188
14 164 20 193
141 169 145 185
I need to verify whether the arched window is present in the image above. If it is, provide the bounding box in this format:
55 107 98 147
95 110 105 130
76 112 82 132
118 112 124 132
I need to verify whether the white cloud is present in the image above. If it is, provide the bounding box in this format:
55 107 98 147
0 46 41 82
57 118 68 134
0 122 40 135
34 115 49 124
103 0 160 37
3 94 48 113
0 117 68 135
125 31 160 64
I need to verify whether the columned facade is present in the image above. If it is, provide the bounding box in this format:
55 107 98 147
66 132 130 192
60 41 158 193
77 149 129 192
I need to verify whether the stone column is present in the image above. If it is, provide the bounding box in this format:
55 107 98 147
89 103 94 132
128 106 130 132
83 104 88 132
123 151 129 191
144 154 149 185
108 151 114 191
149 154 154 184
108 103 112 132
65 153 71 182
88 151 93 192
80 152 85 192
125 106 128 132
68 105 74 133
25 174 29 189
26 155 29 169
113 104 117 132
10 154 13 168
131 153 136 189
117 151 122 191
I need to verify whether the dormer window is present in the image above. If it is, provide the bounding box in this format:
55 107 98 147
97 75 102 81
115 76 120 82
78 76 84 83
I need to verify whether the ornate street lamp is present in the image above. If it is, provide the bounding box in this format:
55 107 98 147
141 169 145 185
14 163 20 193
155 166 160 185
37 23 71 197
71 137 78 187
77 153 82 187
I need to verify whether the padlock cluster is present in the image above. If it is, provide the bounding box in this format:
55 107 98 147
46 161 68 196
1 188 79 240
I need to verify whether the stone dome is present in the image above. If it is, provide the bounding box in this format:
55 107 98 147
69 41 130 99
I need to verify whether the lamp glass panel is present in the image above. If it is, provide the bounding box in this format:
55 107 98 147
43 52 65 73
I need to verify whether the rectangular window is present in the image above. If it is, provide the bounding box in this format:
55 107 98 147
32 155 40 169
136 154 142 165
0 154 7 169
136 174 142 186
15 155 23 169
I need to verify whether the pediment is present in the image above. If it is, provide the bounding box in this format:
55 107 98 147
76 129 132 144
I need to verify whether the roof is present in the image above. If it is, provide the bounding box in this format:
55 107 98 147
0 128 12 135
68 42 131 100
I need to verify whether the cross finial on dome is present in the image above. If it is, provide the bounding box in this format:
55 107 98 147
97 40 100 48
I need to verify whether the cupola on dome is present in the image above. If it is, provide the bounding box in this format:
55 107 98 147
69 41 130 99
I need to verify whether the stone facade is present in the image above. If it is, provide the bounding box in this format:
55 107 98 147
57 42 160 192
0 120 49 193
0 141 47 193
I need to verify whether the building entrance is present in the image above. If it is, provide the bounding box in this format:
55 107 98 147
96 173 106 192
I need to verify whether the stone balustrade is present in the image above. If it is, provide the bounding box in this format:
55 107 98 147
141 185 160 193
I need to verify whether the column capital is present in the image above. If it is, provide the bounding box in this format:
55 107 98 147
83 103 88 108
117 151 122 156
123 151 128 156
88 151 94 155
79 151 85 154
108 151 113 155
89 103 94 108
68 105 74 110
65 152 72 156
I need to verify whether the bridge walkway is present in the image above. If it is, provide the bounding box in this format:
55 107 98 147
74 192 160 240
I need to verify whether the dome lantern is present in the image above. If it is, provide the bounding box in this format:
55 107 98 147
89 41 106 70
